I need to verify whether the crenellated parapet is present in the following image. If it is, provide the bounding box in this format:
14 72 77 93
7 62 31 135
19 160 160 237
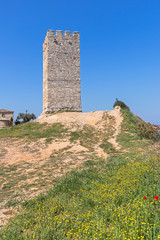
46 30 79 37
43 30 80 54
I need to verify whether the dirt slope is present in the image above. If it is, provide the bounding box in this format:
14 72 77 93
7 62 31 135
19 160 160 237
0 107 122 226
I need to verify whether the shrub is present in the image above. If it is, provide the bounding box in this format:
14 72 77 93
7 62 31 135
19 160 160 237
137 122 160 142
16 110 36 123
113 99 130 111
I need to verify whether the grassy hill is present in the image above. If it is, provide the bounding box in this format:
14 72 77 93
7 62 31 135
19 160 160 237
0 109 159 239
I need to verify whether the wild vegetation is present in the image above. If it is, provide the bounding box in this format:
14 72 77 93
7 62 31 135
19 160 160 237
113 99 130 111
137 122 160 142
0 122 67 141
16 111 36 124
0 108 159 239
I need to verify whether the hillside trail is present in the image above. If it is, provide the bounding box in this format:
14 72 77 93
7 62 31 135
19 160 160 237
0 107 123 227
107 107 123 150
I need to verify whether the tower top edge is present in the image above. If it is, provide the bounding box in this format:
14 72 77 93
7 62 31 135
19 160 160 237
46 30 79 37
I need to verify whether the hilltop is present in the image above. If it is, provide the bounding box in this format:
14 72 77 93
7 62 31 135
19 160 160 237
0 107 122 225
0 108 159 239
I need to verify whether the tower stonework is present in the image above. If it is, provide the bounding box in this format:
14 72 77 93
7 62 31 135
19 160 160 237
43 30 82 113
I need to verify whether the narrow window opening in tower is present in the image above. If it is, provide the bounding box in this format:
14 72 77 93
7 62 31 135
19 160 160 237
54 39 58 45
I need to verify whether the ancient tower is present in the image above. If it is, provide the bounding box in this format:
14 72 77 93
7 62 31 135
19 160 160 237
43 30 82 113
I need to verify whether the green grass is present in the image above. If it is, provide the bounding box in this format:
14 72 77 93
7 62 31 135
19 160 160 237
120 109 141 133
70 123 115 152
0 152 159 239
100 140 116 154
0 110 160 239
70 125 99 150
0 122 68 141
117 109 152 150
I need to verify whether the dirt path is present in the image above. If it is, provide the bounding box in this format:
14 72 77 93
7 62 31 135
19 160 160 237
107 107 123 150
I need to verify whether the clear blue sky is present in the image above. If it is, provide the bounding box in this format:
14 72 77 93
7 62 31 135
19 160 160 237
0 0 160 124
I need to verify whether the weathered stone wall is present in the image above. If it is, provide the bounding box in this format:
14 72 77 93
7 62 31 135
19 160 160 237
0 112 13 121
0 120 11 128
43 30 82 113
0 112 14 128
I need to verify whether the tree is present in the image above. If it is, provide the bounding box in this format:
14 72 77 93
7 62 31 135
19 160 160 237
16 110 36 123
113 99 130 111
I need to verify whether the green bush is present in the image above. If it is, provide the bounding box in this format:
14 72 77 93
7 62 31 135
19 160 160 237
113 99 130 111
16 111 36 123
137 122 160 142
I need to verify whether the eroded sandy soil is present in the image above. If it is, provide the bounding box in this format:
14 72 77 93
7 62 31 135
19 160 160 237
0 107 123 226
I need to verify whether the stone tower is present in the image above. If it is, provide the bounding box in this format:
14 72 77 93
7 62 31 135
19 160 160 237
43 30 82 113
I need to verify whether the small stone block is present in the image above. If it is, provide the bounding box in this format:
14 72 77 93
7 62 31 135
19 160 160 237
64 31 71 36
56 30 63 36
47 30 54 36
73 31 79 36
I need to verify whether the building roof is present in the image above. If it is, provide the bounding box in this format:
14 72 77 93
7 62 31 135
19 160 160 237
0 109 14 113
